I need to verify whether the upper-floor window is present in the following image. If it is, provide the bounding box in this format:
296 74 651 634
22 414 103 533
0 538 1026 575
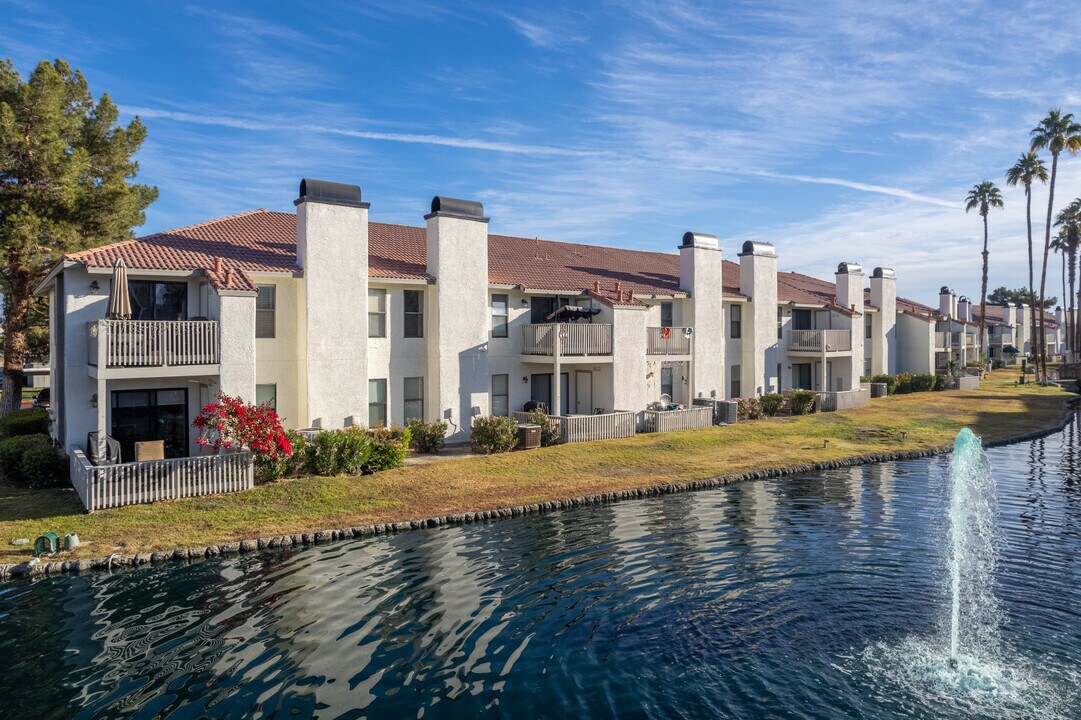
660 301 673 328
404 290 423 338
368 288 386 338
777 306 783 339
492 294 509 338
256 285 276 338
129 280 186 321
865 315 873 339
730 304 742 339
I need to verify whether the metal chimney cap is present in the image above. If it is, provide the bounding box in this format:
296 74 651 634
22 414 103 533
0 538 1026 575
680 232 719 250
426 196 488 222
739 240 777 257
872 267 895 279
295 178 368 208
836 262 863 275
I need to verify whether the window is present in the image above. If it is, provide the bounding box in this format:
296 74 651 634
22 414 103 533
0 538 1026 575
256 384 277 411
865 315 873 339
661 366 674 399
730 365 741 398
492 374 509 416
492 294 509 338
403 377 424 421
369 288 386 338
256 285 276 338
660 301 674 328
403 290 423 338
129 280 187 321
777 306 783 339
730 304 742 339
368 379 387 427
864 358 872 376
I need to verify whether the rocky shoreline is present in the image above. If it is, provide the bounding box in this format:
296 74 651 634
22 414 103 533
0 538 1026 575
3 399 1075 581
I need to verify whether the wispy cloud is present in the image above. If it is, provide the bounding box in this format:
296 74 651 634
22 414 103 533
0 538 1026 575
743 170 956 208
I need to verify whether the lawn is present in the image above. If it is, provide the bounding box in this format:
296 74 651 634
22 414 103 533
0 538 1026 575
0 371 1072 566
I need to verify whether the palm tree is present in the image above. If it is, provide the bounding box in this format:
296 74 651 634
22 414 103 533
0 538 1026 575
1050 230 1068 360
1030 109 1081 379
1006 152 1049 373
965 181 1005 363
1055 200 1081 360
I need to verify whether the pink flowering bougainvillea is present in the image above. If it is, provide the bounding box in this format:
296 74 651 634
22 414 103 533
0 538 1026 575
193 393 292 459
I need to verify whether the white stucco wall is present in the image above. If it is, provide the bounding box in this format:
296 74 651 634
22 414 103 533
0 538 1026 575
612 305 648 413
679 236 725 401
835 267 864 390
426 212 490 442
896 314 935 374
870 271 897 374
739 245 779 396
212 290 257 404
297 200 369 428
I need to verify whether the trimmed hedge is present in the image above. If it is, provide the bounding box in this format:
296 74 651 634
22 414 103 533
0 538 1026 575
366 426 410 472
786 389 817 415
736 397 763 420
471 416 519 454
0 433 66 487
759 393 785 417
0 407 49 440
407 419 448 454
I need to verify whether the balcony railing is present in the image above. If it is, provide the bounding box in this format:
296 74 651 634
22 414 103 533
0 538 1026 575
935 331 950 349
521 323 612 356
646 327 691 355
70 449 253 512
990 332 1014 345
88 319 220 368
787 329 851 353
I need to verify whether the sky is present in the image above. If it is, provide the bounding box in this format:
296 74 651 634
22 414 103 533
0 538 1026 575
5 0 1081 303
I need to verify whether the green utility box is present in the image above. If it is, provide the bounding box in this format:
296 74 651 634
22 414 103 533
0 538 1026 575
34 532 60 557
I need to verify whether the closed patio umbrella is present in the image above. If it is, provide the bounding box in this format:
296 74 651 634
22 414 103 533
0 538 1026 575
107 258 132 320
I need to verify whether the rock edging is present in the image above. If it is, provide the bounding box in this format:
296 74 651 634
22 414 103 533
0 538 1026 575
2 401 1075 581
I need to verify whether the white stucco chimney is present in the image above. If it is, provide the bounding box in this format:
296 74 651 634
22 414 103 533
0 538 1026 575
679 232 724 399
870 267 896 375
295 178 369 428
1002 303 1015 325
738 241 779 396
835 262 865 390
938 287 955 317
426 196 490 442
958 296 971 322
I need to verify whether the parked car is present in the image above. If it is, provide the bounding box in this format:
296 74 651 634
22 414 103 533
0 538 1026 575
32 387 50 409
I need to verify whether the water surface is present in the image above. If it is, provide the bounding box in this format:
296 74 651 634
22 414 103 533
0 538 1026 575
3 422 1081 719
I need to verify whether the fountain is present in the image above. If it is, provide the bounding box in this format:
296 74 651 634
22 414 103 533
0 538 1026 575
946 427 1000 667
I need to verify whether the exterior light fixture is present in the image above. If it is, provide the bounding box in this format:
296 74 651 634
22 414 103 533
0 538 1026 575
89 280 100 295
522 376 528 383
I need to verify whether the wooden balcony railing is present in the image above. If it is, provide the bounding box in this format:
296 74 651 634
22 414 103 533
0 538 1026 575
521 323 613 356
787 329 851 353
646 327 692 355
88 319 220 368
70 449 253 512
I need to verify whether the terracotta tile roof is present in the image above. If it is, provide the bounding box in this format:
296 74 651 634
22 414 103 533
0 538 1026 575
62 209 751 299
775 271 861 316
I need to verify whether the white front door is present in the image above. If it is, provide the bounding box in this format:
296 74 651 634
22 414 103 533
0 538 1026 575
575 371 593 415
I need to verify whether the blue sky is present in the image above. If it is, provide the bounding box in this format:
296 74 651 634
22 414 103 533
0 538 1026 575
5 0 1081 301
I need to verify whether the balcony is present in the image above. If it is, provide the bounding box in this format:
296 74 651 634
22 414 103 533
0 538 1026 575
935 331 950 350
521 323 612 362
646 327 692 355
88 319 220 378
990 332 1014 345
787 329 852 354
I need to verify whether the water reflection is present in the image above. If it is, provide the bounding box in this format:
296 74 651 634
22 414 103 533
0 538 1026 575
1 428 1080 719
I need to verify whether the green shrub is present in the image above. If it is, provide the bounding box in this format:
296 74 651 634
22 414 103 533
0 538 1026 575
338 427 375 475
0 433 63 486
894 372 914 394
309 430 343 476
365 425 410 473
786 389 817 415
471 416 519 454
869 374 897 395
911 374 935 392
526 410 561 446
933 374 950 391
0 407 49 440
737 396 762 420
406 419 448 454
18 443 68 487
759 392 785 416
255 429 310 483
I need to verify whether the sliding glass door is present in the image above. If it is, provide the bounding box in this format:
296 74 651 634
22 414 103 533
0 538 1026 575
111 388 188 461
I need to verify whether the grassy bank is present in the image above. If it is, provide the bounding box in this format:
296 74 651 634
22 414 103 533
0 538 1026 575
0 371 1071 565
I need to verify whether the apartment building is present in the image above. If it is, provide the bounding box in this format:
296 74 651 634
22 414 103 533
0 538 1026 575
931 287 1063 366
40 178 929 473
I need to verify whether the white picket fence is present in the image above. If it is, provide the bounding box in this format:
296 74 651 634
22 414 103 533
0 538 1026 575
643 406 713 432
88 319 220 368
70 449 254 512
512 410 636 443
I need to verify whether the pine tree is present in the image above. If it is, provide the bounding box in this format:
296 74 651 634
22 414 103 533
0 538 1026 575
0 58 156 415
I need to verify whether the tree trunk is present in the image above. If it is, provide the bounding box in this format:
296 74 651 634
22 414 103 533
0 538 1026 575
1071 249 1078 360
980 212 989 364
1 273 32 416
1039 151 1059 382
1026 185 1038 379
1062 251 1068 360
